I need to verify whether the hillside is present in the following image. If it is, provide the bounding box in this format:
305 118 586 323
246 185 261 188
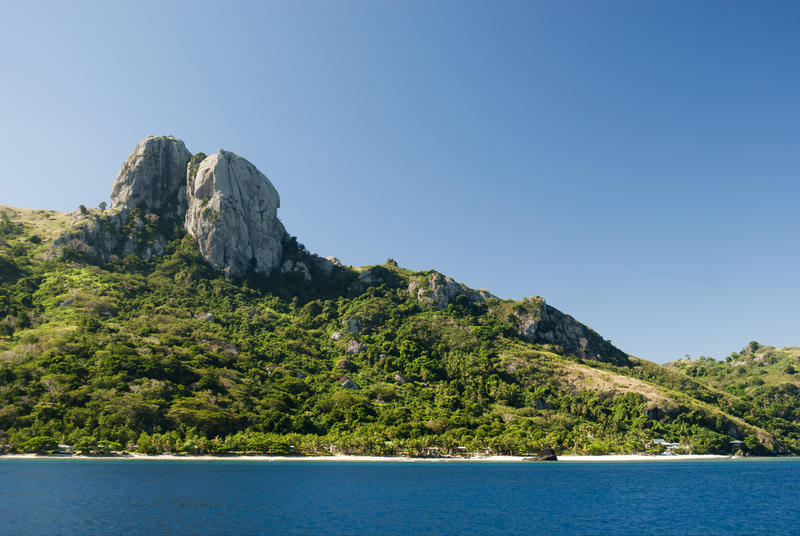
1 136 798 457
668 343 800 431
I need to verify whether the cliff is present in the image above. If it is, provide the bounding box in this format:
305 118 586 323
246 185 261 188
51 136 289 278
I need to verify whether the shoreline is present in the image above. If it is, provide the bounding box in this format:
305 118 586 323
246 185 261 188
0 453 737 462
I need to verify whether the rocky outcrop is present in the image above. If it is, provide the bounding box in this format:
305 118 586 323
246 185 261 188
523 448 558 461
344 318 361 334
52 137 292 279
346 340 366 354
110 135 192 224
49 206 167 261
513 297 629 366
51 136 191 261
311 255 335 277
281 259 311 281
185 150 286 278
339 376 360 390
408 272 495 309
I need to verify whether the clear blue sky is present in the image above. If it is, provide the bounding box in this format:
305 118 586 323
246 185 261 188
2 1 799 363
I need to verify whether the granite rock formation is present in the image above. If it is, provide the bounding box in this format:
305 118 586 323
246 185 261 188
408 272 495 309
110 135 192 224
514 297 629 366
52 136 296 278
185 150 286 278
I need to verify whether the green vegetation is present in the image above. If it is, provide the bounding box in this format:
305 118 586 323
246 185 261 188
669 343 800 449
1 209 798 457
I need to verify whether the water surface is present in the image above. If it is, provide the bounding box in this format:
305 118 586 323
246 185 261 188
1 458 798 535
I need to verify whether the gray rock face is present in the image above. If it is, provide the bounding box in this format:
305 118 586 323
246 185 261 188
194 312 216 322
51 136 190 261
340 376 360 390
408 272 495 309
311 255 335 277
53 136 291 278
49 206 167 261
523 448 558 462
344 318 361 334
281 259 312 281
513 297 629 366
346 340 367 354
110 135 192 222
185 150 286 278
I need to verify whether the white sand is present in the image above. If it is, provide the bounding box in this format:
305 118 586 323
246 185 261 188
1 453 731 462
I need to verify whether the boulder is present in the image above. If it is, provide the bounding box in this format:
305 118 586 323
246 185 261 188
523 448 558 461
311 255 334 277
409 272 495 310
346 340 366 354
393 372 409 385
514 297 629 366
339 376 360 390
50 136 187 261
185 150 286 278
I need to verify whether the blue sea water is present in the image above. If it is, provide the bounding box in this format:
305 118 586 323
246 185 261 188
1 458 799 535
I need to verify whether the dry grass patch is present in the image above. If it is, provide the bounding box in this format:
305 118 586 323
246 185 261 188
556 361 673 406
0 205 71 241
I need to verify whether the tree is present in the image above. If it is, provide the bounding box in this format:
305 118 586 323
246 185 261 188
98 201 107 211
23 436 58 453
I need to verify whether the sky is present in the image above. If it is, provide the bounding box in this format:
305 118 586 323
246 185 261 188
1 0 799 363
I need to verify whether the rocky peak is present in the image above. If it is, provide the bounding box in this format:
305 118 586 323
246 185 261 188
110 135 192 223
53 137 291 277
184 150 286 278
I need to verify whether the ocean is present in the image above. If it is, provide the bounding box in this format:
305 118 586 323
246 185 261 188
1 458 799 535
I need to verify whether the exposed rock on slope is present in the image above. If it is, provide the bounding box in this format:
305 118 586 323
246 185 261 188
110 135 192 223
46 134 619 367
408 272 495 309
50 136 192 261
52 136 292 278
185 150 286 278
512 297 629 366
49 208 166 261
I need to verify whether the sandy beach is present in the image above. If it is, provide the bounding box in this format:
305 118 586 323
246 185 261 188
0 453 732 462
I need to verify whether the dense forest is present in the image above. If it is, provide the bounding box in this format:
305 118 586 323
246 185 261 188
1 205 798 457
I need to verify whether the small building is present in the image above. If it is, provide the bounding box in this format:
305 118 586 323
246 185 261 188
653 438 681 453
423 447 440 458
